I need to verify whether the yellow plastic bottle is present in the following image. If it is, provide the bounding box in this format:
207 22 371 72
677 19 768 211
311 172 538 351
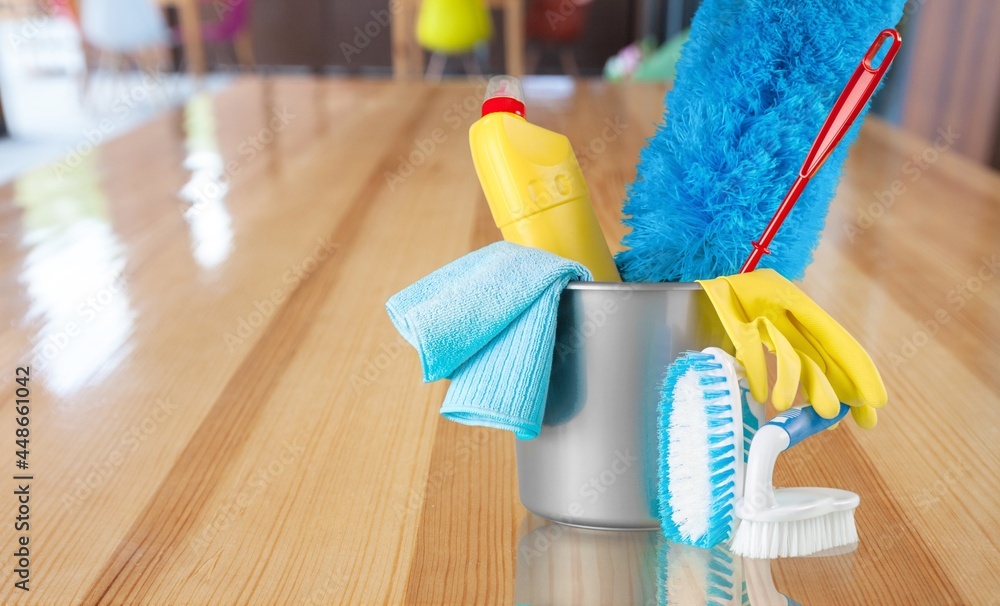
469 76 622 282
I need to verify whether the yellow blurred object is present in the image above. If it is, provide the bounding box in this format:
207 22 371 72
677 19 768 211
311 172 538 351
469 76 621 282
697 269 886 429
416 0 492 54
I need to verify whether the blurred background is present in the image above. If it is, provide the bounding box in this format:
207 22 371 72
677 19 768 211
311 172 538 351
0 0 998 183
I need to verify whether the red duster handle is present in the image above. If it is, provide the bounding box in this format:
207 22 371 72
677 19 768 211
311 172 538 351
740 29 902 274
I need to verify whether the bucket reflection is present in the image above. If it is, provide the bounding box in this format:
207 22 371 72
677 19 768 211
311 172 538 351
514 516 805 605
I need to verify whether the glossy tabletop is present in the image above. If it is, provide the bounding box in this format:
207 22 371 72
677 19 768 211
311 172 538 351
0 76 998 605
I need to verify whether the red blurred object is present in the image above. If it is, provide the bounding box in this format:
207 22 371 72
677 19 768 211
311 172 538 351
525 0 592 44
51 0 80 23
740 29 902 273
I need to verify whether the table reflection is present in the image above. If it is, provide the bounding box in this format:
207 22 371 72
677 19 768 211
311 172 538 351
515 516 809 606
179 91 233 271
14 152 135 396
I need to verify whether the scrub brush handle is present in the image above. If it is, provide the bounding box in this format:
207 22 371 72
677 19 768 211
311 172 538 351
740 29 902 274
741 403 851 511
769 403 850 449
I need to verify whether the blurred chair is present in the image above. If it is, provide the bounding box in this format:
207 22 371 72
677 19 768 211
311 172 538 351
78 0 170 104
391 0 424 78
416 0 491 80
80 0 169 58
186 0 254 69
525 0 592 76
79 0 168 72
392 0 524 79
154 0 206 74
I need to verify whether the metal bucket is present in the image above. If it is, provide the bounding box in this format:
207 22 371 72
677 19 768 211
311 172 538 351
515 282 727 530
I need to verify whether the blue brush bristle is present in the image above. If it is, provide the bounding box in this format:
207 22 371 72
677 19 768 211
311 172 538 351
741 386 759 463
658 350 740 549
660 542 738 606
707 548 736 604
615 0 907 283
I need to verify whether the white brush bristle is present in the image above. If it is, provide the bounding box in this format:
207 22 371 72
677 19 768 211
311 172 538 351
730 510 858 559
666 370 718 540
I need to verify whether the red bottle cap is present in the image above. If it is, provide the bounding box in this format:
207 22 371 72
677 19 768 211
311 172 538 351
481 75 526 118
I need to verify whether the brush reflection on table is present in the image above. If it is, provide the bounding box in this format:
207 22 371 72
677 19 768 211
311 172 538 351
514 515 818 606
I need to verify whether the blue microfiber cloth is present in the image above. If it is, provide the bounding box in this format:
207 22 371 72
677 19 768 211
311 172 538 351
386 242 591 439
616 0 906 283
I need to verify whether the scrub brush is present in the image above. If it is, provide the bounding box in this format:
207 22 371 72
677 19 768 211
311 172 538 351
658 348 764 548
731 402 855 559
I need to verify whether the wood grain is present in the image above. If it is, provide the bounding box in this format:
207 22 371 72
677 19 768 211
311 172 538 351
0 76 997 605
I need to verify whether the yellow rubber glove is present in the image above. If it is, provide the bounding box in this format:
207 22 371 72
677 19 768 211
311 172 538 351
697 269 886 429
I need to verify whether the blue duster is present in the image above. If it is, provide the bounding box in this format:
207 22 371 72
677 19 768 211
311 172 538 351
616 0 906 283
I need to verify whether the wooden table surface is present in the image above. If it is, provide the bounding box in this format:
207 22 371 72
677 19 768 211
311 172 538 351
0 76 998 605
